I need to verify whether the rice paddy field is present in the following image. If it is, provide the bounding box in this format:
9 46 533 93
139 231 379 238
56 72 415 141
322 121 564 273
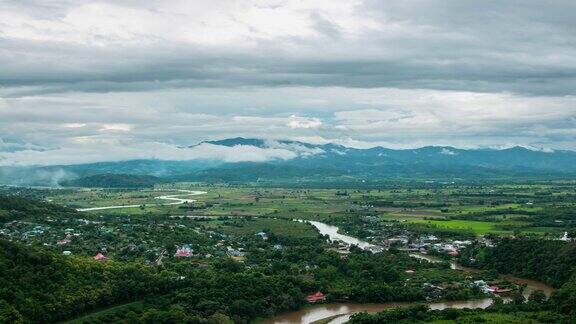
406 219 524 235
41 181 576 238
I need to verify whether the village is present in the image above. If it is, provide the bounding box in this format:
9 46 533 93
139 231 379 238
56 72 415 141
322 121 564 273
1 210 525 304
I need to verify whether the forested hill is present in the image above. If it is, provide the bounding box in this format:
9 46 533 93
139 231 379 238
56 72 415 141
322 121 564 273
60 173 162 188
0 194 78 222
3 138 576 186
0 239 166 323
459 238 576 316
460 238 576 288
350 239 576 323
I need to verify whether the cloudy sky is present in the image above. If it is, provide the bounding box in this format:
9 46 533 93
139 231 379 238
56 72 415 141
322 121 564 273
1 0 575 165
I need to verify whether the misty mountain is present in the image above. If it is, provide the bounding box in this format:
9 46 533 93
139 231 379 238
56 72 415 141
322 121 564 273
1 138 575 186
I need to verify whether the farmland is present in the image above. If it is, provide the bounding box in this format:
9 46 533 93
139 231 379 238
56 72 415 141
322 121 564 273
1 181 576 323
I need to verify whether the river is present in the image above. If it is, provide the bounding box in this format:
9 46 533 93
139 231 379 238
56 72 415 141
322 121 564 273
409 253 553 298
306 221 378 250
77 190 207 211
264 220 554 324
264 299 496 324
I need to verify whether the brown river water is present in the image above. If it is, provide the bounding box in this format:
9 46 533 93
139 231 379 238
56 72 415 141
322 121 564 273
263 221 554 324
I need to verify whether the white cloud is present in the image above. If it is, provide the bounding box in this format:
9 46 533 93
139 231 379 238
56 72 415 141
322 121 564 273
100 123 132 132
287 115 322 129
440 148 457 155
263 140 325 156
1 86 575 164
0 141 312 166
0 0 372 46
0 0 575 160
62 123 87 128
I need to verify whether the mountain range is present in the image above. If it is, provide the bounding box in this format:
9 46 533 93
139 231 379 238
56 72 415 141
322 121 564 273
1 137 575 186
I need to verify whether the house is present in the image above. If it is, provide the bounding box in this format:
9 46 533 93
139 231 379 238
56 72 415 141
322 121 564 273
306 292 326 303
63 251 72 256
364 245 384 254
488 286 512 294
226 247 246 258
473 280 490 293
421 234 438 242
559 232 572 241
57 239 71 246
93 253 107 261
405 269 415 274
453 240 472 249
255 232 269 240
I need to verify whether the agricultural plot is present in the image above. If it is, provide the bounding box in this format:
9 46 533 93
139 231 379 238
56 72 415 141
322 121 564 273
39 181 576 238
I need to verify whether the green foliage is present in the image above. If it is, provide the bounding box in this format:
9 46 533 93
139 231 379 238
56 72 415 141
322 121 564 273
0 240 170 323
349 304 575 323
460 239 576 288
549 273 576 316
0 195 77 222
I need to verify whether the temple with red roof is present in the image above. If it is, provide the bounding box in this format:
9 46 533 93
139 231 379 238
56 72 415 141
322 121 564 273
175 246 193 258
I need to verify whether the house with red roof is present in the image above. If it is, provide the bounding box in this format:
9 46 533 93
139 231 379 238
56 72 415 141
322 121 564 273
488 286 512 294
93 253 107 261
306 292 326 303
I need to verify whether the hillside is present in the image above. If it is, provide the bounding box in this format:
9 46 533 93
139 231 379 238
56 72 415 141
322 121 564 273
60 174 162 188
2 138 576 186
0 239 164 323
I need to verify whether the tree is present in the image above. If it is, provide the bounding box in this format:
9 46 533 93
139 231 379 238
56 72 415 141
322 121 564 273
512 291 525 305
208 313 233 324
528 290 546 304
230 299 254 318
0 301 23 324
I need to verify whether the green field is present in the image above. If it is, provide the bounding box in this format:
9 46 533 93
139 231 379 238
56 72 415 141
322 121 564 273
38 182 576 238
408 219 510 234
208 217 319 238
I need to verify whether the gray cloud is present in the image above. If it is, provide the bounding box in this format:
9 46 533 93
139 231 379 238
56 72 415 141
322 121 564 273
0 0 575 165
1 0 575 95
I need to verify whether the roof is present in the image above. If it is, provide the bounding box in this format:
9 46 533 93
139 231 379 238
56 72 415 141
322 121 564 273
488 286 512 293
306 292 326 302
175 248 192 257
94 253 107 261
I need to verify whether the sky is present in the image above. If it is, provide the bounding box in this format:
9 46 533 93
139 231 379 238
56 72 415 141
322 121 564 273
1 0 575 165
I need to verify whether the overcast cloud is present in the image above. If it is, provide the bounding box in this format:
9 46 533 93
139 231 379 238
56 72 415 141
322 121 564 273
1 0 575 165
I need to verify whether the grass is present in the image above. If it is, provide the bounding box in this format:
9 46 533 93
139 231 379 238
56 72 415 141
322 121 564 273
47 183 572 236
209 217 319 238
408 219 508 235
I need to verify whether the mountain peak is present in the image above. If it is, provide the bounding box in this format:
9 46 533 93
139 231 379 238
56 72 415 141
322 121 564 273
200 137 266 147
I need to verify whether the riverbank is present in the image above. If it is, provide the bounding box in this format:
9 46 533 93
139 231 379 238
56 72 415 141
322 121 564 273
264 220 555 324
262 298 497 324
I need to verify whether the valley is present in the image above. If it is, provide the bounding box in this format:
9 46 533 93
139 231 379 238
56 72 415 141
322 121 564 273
1 181 576 323
4 1 575 322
